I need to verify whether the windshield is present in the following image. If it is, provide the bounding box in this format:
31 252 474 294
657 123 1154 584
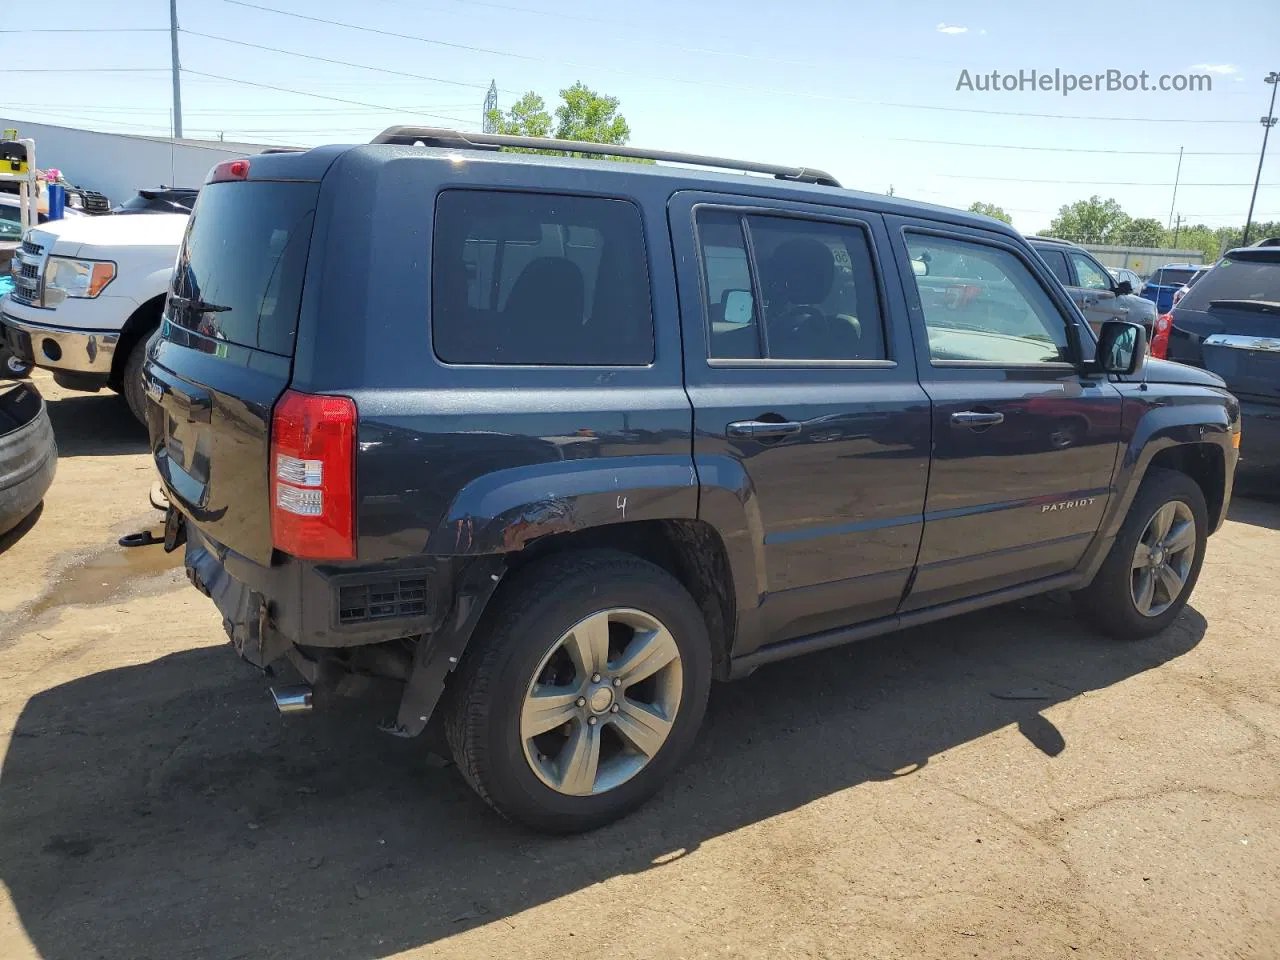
1178 256 1280 311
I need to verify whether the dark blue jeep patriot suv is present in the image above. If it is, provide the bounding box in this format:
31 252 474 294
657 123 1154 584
144 128 1240 832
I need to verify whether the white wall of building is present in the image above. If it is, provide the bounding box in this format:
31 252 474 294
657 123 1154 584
0 119 275 206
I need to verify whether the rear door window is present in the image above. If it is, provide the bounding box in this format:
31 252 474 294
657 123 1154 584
432 190 653 366
694 208 887 362
170 181 317 356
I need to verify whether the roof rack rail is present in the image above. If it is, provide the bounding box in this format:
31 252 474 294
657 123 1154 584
370 126 842 188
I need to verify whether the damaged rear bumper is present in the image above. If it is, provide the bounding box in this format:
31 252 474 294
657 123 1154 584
181 524 503 735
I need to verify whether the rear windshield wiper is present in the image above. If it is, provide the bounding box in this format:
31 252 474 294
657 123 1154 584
1207 299 1280 313
169 294 232 313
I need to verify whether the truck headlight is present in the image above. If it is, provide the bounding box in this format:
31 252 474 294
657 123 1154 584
44 257 116 305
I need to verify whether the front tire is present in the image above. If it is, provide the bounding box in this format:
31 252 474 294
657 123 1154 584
444 550 712 833
121 330 154 425
1073 468 1207 639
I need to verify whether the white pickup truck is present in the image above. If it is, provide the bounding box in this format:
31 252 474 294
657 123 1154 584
2 212 188 422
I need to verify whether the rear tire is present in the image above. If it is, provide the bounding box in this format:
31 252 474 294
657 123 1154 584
444 550 712 833
121 330 154 425
1072 468 1207 639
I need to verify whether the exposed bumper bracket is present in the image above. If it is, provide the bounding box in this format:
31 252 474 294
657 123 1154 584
384 560 505 738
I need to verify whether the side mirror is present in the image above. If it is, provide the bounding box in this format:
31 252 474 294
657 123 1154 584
1096 320 1147 376
1115 279 1134 296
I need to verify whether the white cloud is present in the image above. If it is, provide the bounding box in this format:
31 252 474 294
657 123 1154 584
978 28 987 35
936 22 969 34
1192 63 1238 74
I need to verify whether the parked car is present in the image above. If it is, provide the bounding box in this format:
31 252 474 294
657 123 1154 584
1142 263 1202 314
1 211 189 421
145 129 1239 833
0 380 56 535
1156 244 1280 472
1028 237 1157 338
1171 263 1213 309
112 187 199 215
1109 266 1144 295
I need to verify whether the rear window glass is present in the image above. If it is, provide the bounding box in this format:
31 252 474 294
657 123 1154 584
432 189 653 366
1151 268 1197 287
1178 256 1280 311
170 181 317 356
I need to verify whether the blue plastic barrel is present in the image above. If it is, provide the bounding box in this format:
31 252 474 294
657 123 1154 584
46 183 65 221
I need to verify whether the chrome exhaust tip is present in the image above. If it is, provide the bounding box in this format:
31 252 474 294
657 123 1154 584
271 685 313 715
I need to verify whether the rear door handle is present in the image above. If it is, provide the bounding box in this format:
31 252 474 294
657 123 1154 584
951 410 1005 428
727 419 803 439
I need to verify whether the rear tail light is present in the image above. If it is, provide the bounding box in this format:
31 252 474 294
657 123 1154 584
270 389 356 560
1151 312 1173 359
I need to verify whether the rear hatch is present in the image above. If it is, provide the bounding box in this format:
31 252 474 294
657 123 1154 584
145 168 320 565
1169 249 1280 404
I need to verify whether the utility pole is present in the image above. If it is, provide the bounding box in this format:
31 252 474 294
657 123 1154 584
1172 214 1183 248
1167 145 1183 230
1243 71 1279 247
170 0 183 139
482 80 498 133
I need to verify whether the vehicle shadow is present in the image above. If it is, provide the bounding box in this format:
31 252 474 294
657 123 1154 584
1226 492 1280 531
45 394 147 457
0 598 1206 959
0 500 42 555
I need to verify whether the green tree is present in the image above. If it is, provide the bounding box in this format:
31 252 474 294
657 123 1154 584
555 82 630 145
1113 217 1166 247
485 92 552 142
1170 224 1219 262
967 201 1012 225
1046 196 1131 244
485 83 643 160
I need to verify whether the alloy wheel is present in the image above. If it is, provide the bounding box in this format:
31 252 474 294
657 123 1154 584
1130 500 1196 617
520 608 683 797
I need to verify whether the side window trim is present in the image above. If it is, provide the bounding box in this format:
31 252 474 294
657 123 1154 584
900 224 1084 369
691 202 896 367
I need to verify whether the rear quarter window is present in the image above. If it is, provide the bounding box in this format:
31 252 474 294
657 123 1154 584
431 189 654 366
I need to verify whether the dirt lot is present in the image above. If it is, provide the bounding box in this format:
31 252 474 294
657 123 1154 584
1 372 1277 960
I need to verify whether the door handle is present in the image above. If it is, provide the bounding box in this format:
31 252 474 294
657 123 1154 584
951 410 1005 428
727 419 803 439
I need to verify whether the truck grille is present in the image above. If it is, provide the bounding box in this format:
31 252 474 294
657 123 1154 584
11 238 45 305
338 578 428 625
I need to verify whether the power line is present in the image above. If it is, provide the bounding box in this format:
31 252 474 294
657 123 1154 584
182 69 481 127
219 1 1255 124
0 27 167 33
938 174 1278 187
223 0 541 61
886 136 1255 157
0 67 167 73
182 29 514 93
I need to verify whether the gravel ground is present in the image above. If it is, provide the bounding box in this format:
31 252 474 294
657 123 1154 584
1 372 1277 960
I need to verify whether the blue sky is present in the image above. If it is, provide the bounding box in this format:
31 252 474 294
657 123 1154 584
4 0 1278 232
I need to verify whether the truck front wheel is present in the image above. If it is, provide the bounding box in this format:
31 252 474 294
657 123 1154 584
121 330 155 425
1073 468 1208 639
443 550 712 833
